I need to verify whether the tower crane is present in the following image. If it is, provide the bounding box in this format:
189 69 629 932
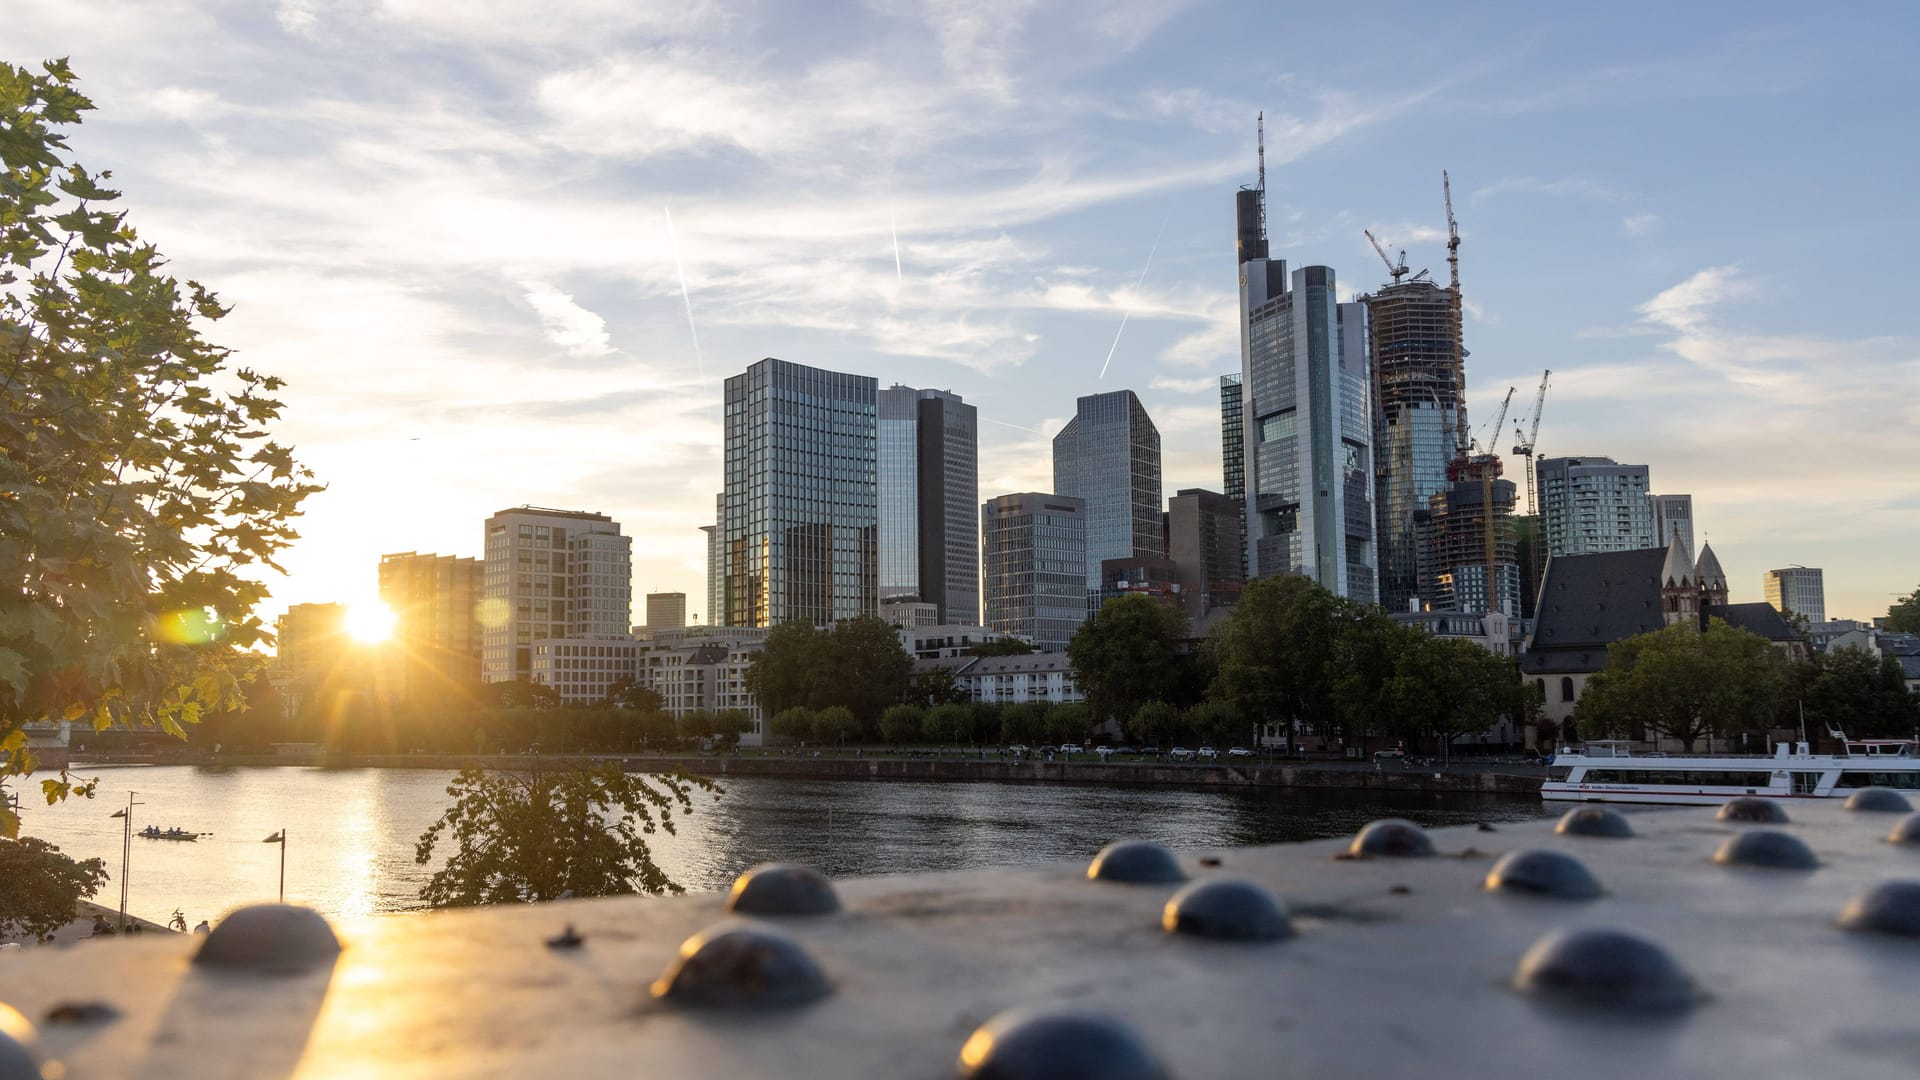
1444 170 1467 457
1509 369 1551 517
1474 386 1515 454
1364 229 1410 284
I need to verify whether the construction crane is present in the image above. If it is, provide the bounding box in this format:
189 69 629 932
1474 386 1515 454
1510 369 1551 517
1364 229 1410 284
1444 169 1467 457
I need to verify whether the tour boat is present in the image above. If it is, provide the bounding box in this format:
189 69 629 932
1542 736 1920 805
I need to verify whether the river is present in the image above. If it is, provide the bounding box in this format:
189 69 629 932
15 765 1551 926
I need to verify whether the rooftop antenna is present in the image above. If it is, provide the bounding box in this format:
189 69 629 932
1256 111 1267 237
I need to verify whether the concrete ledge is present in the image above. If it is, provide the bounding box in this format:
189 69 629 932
4 801 1918 1078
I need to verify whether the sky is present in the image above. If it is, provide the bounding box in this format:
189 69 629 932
12 0 1919 628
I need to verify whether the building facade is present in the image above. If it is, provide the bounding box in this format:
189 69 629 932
1166 487 1245 624
480 507 632 685
530 638 638 706
1422 470 1520 618
1649 494 1695 563
1219 373 1246 577
982 492 1087 652
377 552 482 704
1235 181 1376 600
635 626 769 746
720 358 879 628
897 624 1026 660
877 385 980 625
1099 554 1182 611
272 602 353 715
1052 390 1162 598
645 592 687 630
1764 567 1826 625
1536 456 1654 557
1364 278 1461 614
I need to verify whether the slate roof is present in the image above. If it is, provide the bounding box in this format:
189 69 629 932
1714 602 1798 643
960 653 1075 676
1521 548 1670 674
911 657 975 677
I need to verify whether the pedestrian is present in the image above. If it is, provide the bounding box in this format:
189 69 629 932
194 920 210 934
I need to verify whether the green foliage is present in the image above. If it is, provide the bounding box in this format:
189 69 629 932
924 702 974 744
810 705 857 745
1381 636 1521 760
605 677 663 713
709 710 753 749
1208 576 1352 754
0 60 320 788
744 616 912 725
1576 619 1786 751
1067 597 1191 726
878 703 924 744
0 834 109 942
1045 702 1093 745
1791 647 1918 740
485 680 560 710
913 665 968 707
1327 608 1414 748
1127 700 1181 747
967 638 1034 657
1887 587 1920 634
769 706 815 744
414 765 715 907
1184 700 1245 749
998 701 1050 745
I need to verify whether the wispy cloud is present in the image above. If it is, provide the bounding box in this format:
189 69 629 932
520 281 614 358
1471 175 1626 204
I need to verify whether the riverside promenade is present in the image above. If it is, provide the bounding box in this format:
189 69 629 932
5 798 1918 1078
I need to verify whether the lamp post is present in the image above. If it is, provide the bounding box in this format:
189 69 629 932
262 830 287 903
108 791 144 931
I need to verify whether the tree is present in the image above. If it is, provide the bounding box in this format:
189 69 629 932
1185 701 1244 750
1328 609 1413 750
0 835 109 942
414 765 714 906
913 665 968 708
486 680 559 711
709 710 753 750
968 638 1034 657
1127 700 1182 748
814 616 912 726
1208 576 1350 756
879 703 924 744
999 701 1050 745
811 705 858 746
1575 619 1786 752
924 703 974 745
1067 597 1189 728
1 60 321 816
605 677 663 713
1046 702 1094 746
768 706 815 744
1794 647 1918 740
1886 587 1920 634
1381 636 1519 763
742 621 819 717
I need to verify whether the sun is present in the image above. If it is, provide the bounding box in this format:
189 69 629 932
345 601 397 643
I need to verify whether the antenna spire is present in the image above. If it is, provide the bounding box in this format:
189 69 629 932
1257 111 1265 193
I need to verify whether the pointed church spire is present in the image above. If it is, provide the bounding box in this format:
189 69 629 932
1659 534 1693 589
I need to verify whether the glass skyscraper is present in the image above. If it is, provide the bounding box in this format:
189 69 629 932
1236 211 1377 601
1051 390 1162 598
877 385 979 625
1365 278 1460 613
982 492 1087 652
720 358 878 627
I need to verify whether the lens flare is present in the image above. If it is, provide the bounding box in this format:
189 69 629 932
345 602 397 643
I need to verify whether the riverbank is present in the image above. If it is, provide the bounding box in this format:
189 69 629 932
66 751 1544 796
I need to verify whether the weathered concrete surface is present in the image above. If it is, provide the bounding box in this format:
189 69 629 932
4 802 1918 1078
69 752 1544 795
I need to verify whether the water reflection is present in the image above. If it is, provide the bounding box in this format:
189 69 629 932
17 766 1549 924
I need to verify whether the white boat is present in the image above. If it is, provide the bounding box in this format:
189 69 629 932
1542 736 1920 805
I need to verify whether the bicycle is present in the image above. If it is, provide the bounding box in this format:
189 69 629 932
168 909 187 933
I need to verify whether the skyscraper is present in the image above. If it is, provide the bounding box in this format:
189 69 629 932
1764 567 1826 625
720 358 878 628
982 492 1087 652
1364 277 1461 613
1649 494 1695 563
1052 390 1162 597
1235 177 1376 600
645 592 687 630
1167 487 1245 624
1536 456 1654 557
378 552 482 703
1422 475 1520 618
1219 373 1247 578
481 507 632 685
877 384 980 625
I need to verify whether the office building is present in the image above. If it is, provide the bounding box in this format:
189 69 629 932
481 507 632 685
636 626 770 745
645 592 687 630
272 602 351 711
377 552 483 703
877 384 980 625
1535 456 1654 557
1364 277 1462 614
1649 494 1695 563
1219 373 1247 578
1764 567 1826 626
701 492 721 625
1235 172 1376 599
719 358 878 628
1421 471 1520 618
1052 390 1162 597
1167 487 1245 624
1100 554 1182 610
982 492 1087 652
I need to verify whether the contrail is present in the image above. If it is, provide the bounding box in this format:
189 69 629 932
980 415 1046 436
889 201 903 286
1098 218 1168 381
664 204 703 375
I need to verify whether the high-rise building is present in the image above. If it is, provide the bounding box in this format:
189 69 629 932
378 552 482 703
1235 175 1376 599
877 385 980 625
481 507 632 685
1219 373 1247 579
1052 390 1162 597
983 492 1087 652
720 358 878 628
1764 567 1826 625
1535 456 1654 557
702 492 722 625
1649 494 1695 563
1364 278 1462 614
1421 472 1520 618
645 592 687 630
1167 487 1245 624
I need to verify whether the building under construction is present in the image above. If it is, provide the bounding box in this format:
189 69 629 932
1420 457 1521 619
1364 276 1461 612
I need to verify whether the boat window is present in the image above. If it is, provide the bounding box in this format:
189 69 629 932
1582 770 1775 787
1836 771 1920 790
1547 767 1572 781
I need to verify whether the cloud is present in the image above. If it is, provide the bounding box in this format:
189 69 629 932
520 281 614 358
1470 176 1626 204
1622 212 1661 237
1636 265 1750 336
1149 374 1220 394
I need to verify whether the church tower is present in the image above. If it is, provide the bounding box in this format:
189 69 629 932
1694 542 1729 614
1659 535 1698 627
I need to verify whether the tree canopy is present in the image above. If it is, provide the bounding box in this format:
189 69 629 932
414 764 715 906
1067 596 1191 728
1887 587 1920 635
1575 619 1786 751
1790 646 1917 740
0 834 108 942
1 60 319 815
743 616 912 731
1207 575 1351 754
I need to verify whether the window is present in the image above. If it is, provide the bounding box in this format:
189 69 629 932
1560 677 1575 703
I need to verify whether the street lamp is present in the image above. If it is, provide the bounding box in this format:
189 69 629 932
108 791 144 931
262 830 287 903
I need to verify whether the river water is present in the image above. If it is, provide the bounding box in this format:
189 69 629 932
15 765 1550 926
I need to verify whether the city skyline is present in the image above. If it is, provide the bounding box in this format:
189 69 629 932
11 3 1917 627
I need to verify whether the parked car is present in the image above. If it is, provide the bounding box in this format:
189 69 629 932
1006 744 1030 754
1094 745 1112 755
1059 744 1083 754
1197 746 1219 761
1227 746 1254 758
1169 746 1195 761
1373 747 1406 762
